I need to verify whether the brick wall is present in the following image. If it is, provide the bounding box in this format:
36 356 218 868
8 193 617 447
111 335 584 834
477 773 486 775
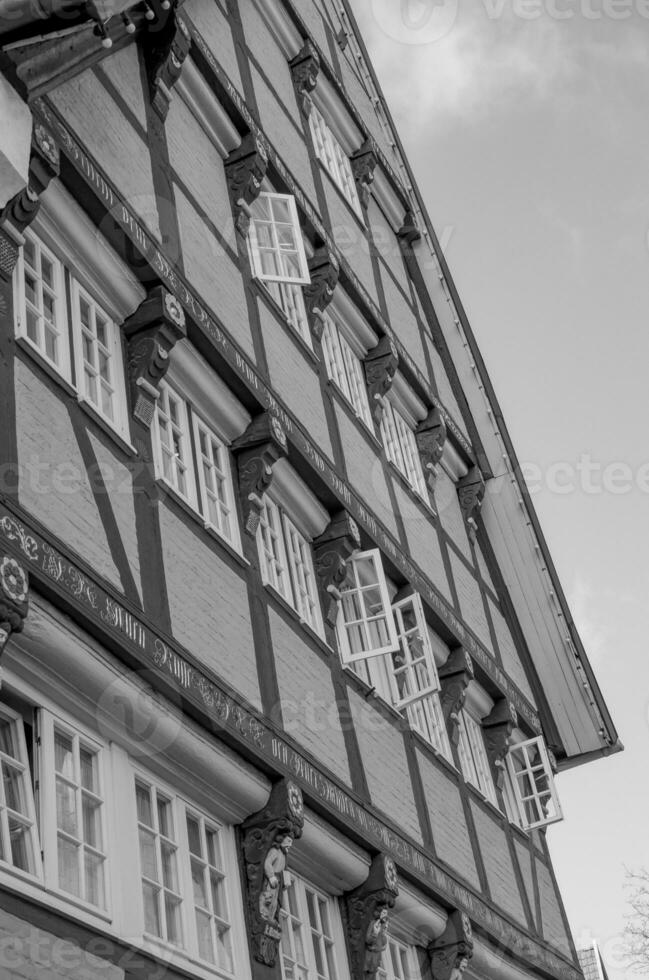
416 750 480 887
471 801 527 925
184 0 242 91
488 598 536 704
334 406 399 538
449 552 492 649
393 482 453 602
536 858 573 955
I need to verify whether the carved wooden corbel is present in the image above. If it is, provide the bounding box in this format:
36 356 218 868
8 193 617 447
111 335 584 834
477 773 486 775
231 413 288 535
416 407 447 490
438 648 474 745
303 246 339 342
0 123 60 247
457 466 486 541
351 139 379 209
146 10 192 120
313 510 361 630
0 554 29 668
225 132 269 237
364 336 398 423
429 910 474 980
398 209 421 246
289 39 320 116
484 699 518 792
343 854 399 980
123 286 187 427
241 779 305 967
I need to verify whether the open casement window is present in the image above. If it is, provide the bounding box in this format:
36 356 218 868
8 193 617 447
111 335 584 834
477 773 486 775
457 709 498 807
249 193 310 285
280 873 343 980
505 736 562 830
337 549 399 663
0 705 41 879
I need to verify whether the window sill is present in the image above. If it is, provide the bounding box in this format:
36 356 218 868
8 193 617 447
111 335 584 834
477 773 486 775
253 279 320 366
156 478 249 571
409 727 457 775
386 458 438 520
262 581 329 652
15 334 76 398
0 866 114 934
77 395 137 458
139 934 240 980
464 780 504 820
328 383 382 450
319 164 366 228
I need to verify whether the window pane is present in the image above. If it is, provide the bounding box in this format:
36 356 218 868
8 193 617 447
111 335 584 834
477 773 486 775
57 836 80 896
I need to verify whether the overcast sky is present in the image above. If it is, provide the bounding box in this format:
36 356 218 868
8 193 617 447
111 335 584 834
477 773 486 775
350 2 649 975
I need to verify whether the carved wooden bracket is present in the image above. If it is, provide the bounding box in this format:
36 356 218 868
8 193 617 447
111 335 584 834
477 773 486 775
343 854 399 980
457 466 486 541
225 132 269 238
398 209 421 246
416 407 447 490
303 245 339 342
313 510 361 630
0 554 29 665
429 910 474 980
484 699 518 792
350 139 379 209
364 336 399 423
146 10 192 120
289 39 320 115
231 413 288 536
123 286 187 427
0 123 60 245
438 648 474 746
241 779 305 968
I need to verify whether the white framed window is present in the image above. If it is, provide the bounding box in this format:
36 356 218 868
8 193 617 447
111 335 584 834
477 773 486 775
379 936 422 980
257 496 324 636
321 313 372 427
457 709 498 806
153 381 197 506
505 736 562 830
249 193 310 285
380 400 427 499
192 414 240 549
39 713 108 910
0 705 41 879
264 279 311 345
280 873 342 980
309 104 362 216
135 778 184 945
185 809 234 972
337 549 399 662
14 229 70 378
71 280 125 429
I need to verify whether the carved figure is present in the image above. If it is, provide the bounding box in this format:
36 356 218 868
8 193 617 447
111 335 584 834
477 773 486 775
259 833 293 921
364 907 389 977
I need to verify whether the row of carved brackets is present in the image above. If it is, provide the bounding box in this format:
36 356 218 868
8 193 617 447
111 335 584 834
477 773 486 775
243 778 474 980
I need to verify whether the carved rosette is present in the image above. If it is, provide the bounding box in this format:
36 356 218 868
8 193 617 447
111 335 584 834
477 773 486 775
429 910 474 980
303 246 339 342
313 510 361 630
231 413 288 535
364 336 399 423
438 648 474 745
225 133 269 238
457 466 486 541
123 286 187 427
0 123 60 252
343 854 399 980
350 139 379 210
416 407 447 490
0 554 29 662
242 779 305 967
290 39 320 116
483 700 518 791
147 12 192 120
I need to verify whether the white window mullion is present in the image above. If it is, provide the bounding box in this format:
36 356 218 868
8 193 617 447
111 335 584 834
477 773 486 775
15 230 71 379
153 383 197 506
337 549 398 662
249 193 310 285
192 414 239 549
506 736 562 830
0 705 41 880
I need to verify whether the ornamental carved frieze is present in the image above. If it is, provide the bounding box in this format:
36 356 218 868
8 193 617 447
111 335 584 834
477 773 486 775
429 910 474 980
241 779 305 967
225 132 269 237
364 336 399 423
350 139 379 210
231 413 288 536
289 39 320 116
483 699 518 792
343 854 399 980
146 10 192 120
457 466 486 541
313 510 361 630
416 407 447 490
0 554 29 664
303 246 339 342
398 209 421 247
0 123 60 258
438 648 474 745
123 286 187 427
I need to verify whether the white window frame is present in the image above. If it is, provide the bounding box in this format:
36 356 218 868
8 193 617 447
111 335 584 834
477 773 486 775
14 228 71 380
39 710 109 913
248 192 310 285
192 412 241 551
135 775 186 947
0 703 42 882
379 934 422 980
152 380 198 507
182 806 235 973
505 736 562 830
457 709 498 806
71 278 127 434
380 399 427 499
337 549 399 663
321 312 372 427
280 871 345 980
309 104 362 216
